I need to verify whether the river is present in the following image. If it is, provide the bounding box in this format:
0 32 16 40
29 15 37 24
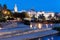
29 34 60 40
0 23 60 40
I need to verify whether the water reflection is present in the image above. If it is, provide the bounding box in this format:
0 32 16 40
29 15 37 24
50 24 53 26
29 36 54 40
46 24 48 28
48 38 50 40
37 23 42 29
30 22 42 29
30 22 54 29
30 23 33 29
51 37 53 40
38 38 41 40
29 23 60 40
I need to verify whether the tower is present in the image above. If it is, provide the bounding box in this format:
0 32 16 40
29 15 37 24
14 4 18 12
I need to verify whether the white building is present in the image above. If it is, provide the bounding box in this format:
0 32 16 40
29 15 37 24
37 11 55 20
27 11 55 20
37 11 45 17
27 11 36 17
44 12 54 20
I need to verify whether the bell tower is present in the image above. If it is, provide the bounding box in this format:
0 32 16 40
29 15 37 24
14 4 18 12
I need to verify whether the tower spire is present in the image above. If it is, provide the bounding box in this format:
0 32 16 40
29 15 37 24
14 4 18 12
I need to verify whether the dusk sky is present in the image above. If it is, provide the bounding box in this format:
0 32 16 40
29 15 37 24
0 0 60 12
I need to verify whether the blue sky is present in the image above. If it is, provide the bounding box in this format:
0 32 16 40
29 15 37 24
0 0 60 12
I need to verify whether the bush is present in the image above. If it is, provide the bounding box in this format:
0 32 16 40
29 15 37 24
7 17 14 20
0 18 6 22
24 20 30 25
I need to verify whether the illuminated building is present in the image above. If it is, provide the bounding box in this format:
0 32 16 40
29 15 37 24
14 4 18 12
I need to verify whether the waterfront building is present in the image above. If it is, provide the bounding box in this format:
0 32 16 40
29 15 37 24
27 11 55 20
37 11 44 16
44 12 54 20
37 11 45 18
37 11 55 20
27 10 36 18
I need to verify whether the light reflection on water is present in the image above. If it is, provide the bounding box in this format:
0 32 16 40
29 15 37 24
0 23 60 40
30 23 54 29
30 22 60 29
29 23 60 40
30 35 60 40
42 35 59 40
37 23 42 29
46 24 48 28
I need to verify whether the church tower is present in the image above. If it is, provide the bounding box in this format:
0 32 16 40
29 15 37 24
14 4 18 12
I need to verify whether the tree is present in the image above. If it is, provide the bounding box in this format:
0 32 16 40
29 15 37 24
7 9 12 16
3 4 7 10
48 14 52 20
20 12 30 18
13 12 30 21
0 4 2 11
38 14 45 20
0 11 6 22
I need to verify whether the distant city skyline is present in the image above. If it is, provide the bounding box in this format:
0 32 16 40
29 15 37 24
0 0 60 12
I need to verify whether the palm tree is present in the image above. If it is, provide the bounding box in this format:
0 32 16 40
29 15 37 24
3 4 7 10
38 14 45 21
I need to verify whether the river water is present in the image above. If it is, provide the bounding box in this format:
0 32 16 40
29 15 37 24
30 34 60 40
0 23 60 40
29 23 60 40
